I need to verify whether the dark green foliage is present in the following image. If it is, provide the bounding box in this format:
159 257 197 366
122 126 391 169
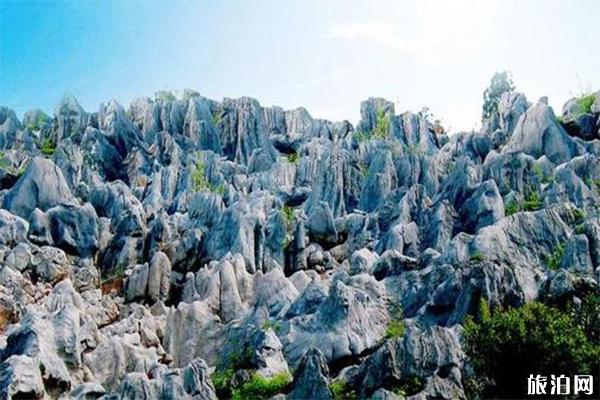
231 372 292 400
571 207 586 225
391 376 425 397
544 243 564 270
482 71 515 119
330 379 357 400
463 301 599 399
211 369 234 399
470 251 485 263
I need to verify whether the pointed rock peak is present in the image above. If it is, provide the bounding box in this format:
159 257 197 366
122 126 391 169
55 93 85 115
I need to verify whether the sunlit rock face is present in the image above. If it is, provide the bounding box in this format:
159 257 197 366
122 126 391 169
0 89 598 399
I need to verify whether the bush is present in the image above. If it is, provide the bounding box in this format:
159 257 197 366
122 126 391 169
522 189 542 211
330 379 357 400
40 137 56 156
544 243 564 270
391 376 425 397
385 300 405 339
385 319 404 339
372 108 391 139
576 93 596 115
504 200 519 216
463 301 599 399
232 372 292 400
211 369 234 398
470 251 485 263
191 156 225 195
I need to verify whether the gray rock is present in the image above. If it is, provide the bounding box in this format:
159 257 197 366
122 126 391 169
28 203 99 257
3 157 75 219
505 98 579 164
0 355 45 399
288 347 332 400
0 210 29 246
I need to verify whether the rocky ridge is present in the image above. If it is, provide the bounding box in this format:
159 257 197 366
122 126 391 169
0 88 598 399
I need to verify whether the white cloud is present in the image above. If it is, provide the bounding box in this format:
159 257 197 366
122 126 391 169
326 21 416 52
292 68 352 90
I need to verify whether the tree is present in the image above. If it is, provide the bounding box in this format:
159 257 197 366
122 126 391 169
463 300 599 399
482 71 515 120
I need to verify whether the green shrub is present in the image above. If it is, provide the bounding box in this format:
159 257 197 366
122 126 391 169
27 114 49 131
281 205 295 229
577 93 596 115
261 319 282 334
372 108 391 139
385 300 405 339
40 137 56 156
572 207 586 225
353 130 369 143
463 300 599 399
504 201 519 216
330 379 357 400
232 372 292 400
0 152 10 170
191 156 225 195
211 369 234 398
391 376 425 397
544 243 564 270
385 319 404 339
470 251 485 263
522 189 542 211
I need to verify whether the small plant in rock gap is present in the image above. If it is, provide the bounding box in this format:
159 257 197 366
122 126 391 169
330 379 357 400
372 108 391 139
470 251 485 263
522 189 543 211
40 137 56 156
504 201 520 216
353 129 369 142
392 376 425 397
544 243 565 270
261 319 282 334
281 205 295 229
385 299 405 339
287 152 299 164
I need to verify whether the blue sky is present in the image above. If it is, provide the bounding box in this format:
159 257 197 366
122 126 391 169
1 0 599 131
